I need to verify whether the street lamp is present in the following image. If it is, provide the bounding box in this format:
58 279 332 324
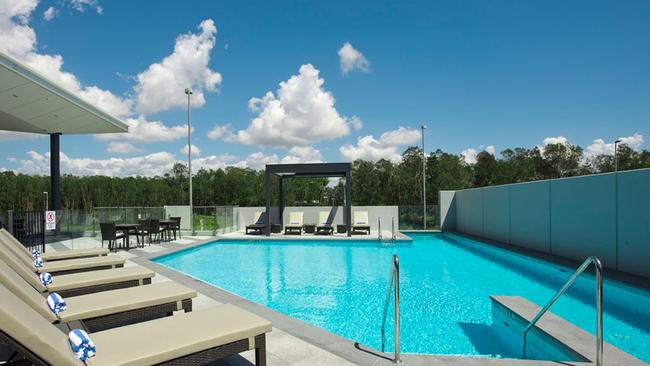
421 124 427 230
43 192 48 211
614 139 622 172
185 88 195 236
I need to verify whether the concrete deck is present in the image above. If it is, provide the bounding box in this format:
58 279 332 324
42 234 648 366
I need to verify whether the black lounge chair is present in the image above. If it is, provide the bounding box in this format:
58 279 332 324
315 211 334 235
246 211 266 235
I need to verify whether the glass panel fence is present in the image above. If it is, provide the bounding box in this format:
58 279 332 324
398 205 438 230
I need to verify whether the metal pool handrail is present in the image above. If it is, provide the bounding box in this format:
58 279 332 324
380 254 402 363
522 256 603 366
391 217 396 243
378 216 382 241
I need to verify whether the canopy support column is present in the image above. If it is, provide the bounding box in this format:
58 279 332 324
345 170 352 237
265 169 271 236
279 177 284 229
50 133 61 211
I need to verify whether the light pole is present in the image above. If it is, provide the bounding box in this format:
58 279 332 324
185 88 195 236
421 124 427 230
43 192 48 211
614 139 622 172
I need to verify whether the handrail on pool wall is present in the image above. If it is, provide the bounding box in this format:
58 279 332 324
380 254 401 363
522 256 603 366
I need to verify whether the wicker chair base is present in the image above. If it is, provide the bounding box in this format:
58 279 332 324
82 298 193 332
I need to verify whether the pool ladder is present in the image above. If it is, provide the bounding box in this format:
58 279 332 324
522 256 603 366
380 254 401 363
378 216 397 244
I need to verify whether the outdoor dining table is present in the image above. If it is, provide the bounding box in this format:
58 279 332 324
115 223 139 250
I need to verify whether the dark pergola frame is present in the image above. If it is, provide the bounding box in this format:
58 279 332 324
265 163 352 237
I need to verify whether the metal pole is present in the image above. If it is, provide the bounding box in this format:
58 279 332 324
614 139 621 172
421 125 427 230
185 88 194 236
44 192 48 211
393 254 401 363
378 216 382 241
595 258 603 366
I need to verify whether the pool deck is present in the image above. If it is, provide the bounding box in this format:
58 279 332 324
46 234 648 366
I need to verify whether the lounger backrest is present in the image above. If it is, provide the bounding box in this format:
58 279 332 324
318 211 330 225
0 240 47 292
0 283 82 366
0 260 56 322
289 212 303 225
254 211 264 224
0 230 35 268
354 211 369 225
0 228 32 257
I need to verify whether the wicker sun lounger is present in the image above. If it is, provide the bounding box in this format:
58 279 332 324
0 230 125 275
315 211 334 235
0 259 196 333
0 282 271 366
246 211 267 235
352 211 371 234
284 212 304 235
0 228 109 261
0 243 154 297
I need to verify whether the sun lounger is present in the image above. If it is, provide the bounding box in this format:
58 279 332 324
0 228 109 261
0 241 154 297
352 211 371 234
0 282 271 366
284 212 304 235
315 211 334 235
0 259 196 332
0 229 125 275
246 211 267 235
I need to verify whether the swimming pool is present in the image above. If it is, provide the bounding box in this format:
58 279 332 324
155 233 650 362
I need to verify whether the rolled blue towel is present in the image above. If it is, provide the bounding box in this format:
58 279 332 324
68 329 96 361
39 272 53 285
31 248 41 258
46 292 67 314
33 257 44 268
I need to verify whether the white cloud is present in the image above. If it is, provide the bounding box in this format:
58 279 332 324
349 115 363 130
542 136 569 147
192 153 238 171
95 117 188 143
461 148 478 164
236 152 279 171
485 145 496 155
68 0 102 14
231 64 355 147
106 142 142 154
16 150 177 177
584 133 644 159
0 131 45 141
43 6 56 20
337 42 369 75
207 124 235 140
180 144 200 156
0 0 132 118
280 146 323 164
340 126 420 162
134 19 222 115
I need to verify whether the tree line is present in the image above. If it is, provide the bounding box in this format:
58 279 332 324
1 142 648 212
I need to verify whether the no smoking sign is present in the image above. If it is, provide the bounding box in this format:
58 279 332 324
45 211 56 231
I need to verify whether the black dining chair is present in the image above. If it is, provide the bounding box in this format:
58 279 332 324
169 217 181 240
100 222 125 251
136 219 150 247
148 219 165 243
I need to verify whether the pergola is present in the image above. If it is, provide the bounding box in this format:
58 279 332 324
0 51 128 210
265 163 352 236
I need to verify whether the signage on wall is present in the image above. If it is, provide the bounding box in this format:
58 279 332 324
45 211 56 231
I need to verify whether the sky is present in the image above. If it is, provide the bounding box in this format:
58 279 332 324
0 0 649 175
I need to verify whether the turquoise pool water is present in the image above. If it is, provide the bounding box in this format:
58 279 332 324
155 233 650 362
